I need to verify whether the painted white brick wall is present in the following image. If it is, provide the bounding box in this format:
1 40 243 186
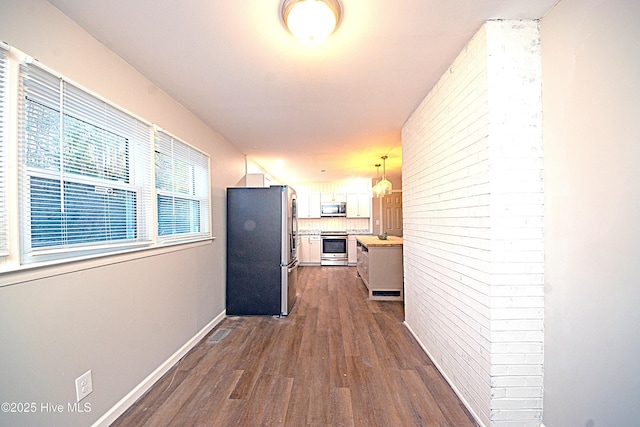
402 21 543 427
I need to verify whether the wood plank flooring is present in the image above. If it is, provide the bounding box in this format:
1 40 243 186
112 266 477 427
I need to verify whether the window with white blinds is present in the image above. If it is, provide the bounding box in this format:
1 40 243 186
18 62 153 262
155 130 210 241
0 44 7 256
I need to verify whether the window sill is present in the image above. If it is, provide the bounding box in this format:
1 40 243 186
0 237 216 289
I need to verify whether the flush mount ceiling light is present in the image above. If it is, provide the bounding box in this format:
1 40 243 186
281 0 342 44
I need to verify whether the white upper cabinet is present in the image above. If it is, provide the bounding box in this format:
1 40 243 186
297 189 321 218
346 192 371 217
245 173 271 187
297 181 370 218
320 192 346 203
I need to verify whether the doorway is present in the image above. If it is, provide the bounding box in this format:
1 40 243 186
383 191 402 237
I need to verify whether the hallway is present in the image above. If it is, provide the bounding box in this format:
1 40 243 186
113 266 477 426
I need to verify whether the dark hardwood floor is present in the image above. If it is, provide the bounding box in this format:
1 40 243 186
112 266 477 426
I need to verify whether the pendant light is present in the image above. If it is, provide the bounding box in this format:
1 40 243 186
372 163 384 198
282 0 342 44
375 155 392 196
372 156 392 197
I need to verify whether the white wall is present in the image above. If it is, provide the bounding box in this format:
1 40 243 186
403 21 544 426
541 0 640 425
0 0 246 426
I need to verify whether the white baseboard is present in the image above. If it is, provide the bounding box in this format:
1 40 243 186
403 321 487 427
92 310 226 427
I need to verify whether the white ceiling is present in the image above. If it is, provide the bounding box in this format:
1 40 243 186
46 0 558 185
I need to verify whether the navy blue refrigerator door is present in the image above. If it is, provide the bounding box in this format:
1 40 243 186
226 186 283 315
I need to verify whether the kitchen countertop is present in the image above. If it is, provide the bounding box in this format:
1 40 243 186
355 235 403 247
299 229 372 235
298 230 322 235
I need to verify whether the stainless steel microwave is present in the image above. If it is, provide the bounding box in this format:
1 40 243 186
320 202 346 217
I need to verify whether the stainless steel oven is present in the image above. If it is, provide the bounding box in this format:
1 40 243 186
320 231 348 266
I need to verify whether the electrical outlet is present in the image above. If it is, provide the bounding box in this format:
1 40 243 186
75 370 93 402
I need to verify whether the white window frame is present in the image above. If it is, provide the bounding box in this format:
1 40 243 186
0 43 8 258
0 46 214 276
154 128 211 244
18 60 154 264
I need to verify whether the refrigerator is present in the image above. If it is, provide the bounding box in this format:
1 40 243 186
226 185 299 315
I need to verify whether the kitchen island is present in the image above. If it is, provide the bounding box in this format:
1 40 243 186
355 235 403 301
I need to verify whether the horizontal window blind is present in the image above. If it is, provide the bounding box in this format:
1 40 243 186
0 44 7 254
18 62 153 262
154 130 210 240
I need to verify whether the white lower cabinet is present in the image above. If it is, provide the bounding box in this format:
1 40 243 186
299 236 310 263
309 236 321 264
300 235 321 265
348 235 357 266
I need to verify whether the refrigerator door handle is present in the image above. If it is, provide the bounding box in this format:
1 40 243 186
287 259 299 273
